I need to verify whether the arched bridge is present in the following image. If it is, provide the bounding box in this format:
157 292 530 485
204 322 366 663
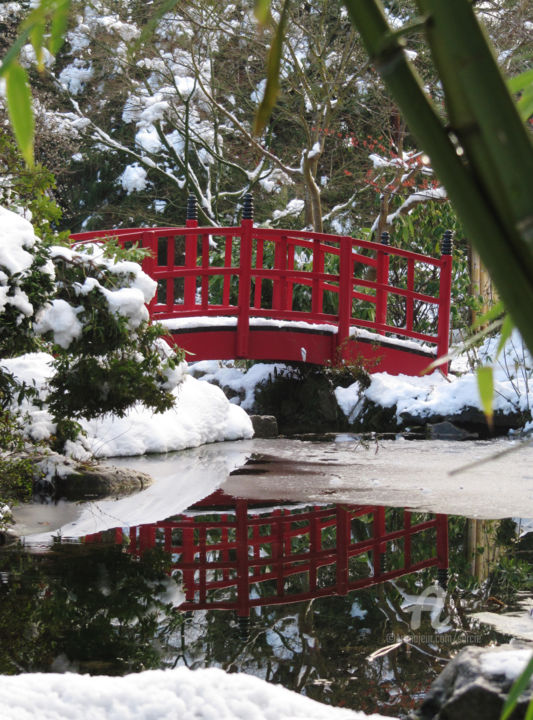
70 194 453 375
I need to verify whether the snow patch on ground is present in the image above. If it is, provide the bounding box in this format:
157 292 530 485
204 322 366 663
1 353 253 459
0 667 388 720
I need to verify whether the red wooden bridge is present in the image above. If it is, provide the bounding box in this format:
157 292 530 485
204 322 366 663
86 493 449 618
71 195 453 375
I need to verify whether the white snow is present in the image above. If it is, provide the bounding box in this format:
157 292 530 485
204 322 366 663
99 286 149 328
272 199 305 221
189 360 289 411
119 164 148 194
59 60 94 94
335 329 533 424
0 667 388 720
0 207 36 274
34 299 83 348
1 353 253 459
480 649 533 681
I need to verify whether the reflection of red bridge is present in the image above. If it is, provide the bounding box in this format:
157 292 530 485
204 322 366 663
70 195 453 375
85 492 448 617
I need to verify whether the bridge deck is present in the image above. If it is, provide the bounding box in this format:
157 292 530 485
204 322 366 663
160 315 437 374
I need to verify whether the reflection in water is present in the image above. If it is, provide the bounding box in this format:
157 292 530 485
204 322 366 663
0 492 510 717
86 491 449 621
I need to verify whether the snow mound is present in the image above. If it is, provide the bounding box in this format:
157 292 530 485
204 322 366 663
0 667 388 720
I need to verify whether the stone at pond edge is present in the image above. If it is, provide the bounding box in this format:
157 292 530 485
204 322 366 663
427 421 478 440
249 415 278 438
54 464 153 500
251 368 347 434
29 451 153 501
414 645 533 720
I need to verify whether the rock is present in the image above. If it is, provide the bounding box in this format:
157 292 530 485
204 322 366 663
249 415 278 438
54 463 153 500
251 366 347 434
400 406 527 438
416 644 533 720
427 421 477 440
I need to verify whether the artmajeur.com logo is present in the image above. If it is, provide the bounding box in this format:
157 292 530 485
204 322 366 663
405 584 450 631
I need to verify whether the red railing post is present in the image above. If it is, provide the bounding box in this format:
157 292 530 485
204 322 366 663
182 520 195 603
373 506 386 579
404 511 412 570
436 514 449 590
437 230 453 374
376 231 390 328
236 500 250 618
336 507 349 595
142 230 158 313
312 238 324 315
237 194 253 357
185 194 199 309
336 236 353 360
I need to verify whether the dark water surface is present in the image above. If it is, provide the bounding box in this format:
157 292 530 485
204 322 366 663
2 439 530 718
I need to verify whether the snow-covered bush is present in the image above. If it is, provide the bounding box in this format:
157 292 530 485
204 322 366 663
0 206 183 450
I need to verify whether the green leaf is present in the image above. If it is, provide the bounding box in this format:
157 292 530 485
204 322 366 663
5 63 34 167
517 86 533 123
254 0 272 25
501 653 533 720
495 313 514 359
471 299 505 329
476 365 494 430
253 0 291 136
49 0 71 56
526 699 533 720
508 67 533 94
0 27 32 76
30 21 45 70
509 67 533 122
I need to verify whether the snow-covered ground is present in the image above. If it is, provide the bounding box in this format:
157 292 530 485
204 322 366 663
1 351 253 462
0 667 390 720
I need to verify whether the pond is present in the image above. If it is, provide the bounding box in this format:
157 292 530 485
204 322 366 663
3 437 533 718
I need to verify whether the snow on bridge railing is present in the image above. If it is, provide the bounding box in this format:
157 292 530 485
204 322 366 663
70 193 453 369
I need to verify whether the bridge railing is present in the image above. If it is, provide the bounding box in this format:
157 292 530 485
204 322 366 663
85 499 449 617
70 193 453 364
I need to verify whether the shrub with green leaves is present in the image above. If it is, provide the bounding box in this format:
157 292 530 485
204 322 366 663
0 206 183 455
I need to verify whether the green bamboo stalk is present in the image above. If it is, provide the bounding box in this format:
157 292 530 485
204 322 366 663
342 0 533 356
417 0 533 251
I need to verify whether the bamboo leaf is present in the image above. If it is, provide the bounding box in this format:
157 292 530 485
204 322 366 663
0 27 32 76
525 698 533 720
342 0 533 359
517 87 533 124
253 0 291 136
476 365 494 430
254 0 272 25
30 21 45 70
508 67 533 94
49 0 71 56
501 653 533 720
509 66 533 122
423 317 504 374
495 313 514 359
5 63 34 167
471 300 505 329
